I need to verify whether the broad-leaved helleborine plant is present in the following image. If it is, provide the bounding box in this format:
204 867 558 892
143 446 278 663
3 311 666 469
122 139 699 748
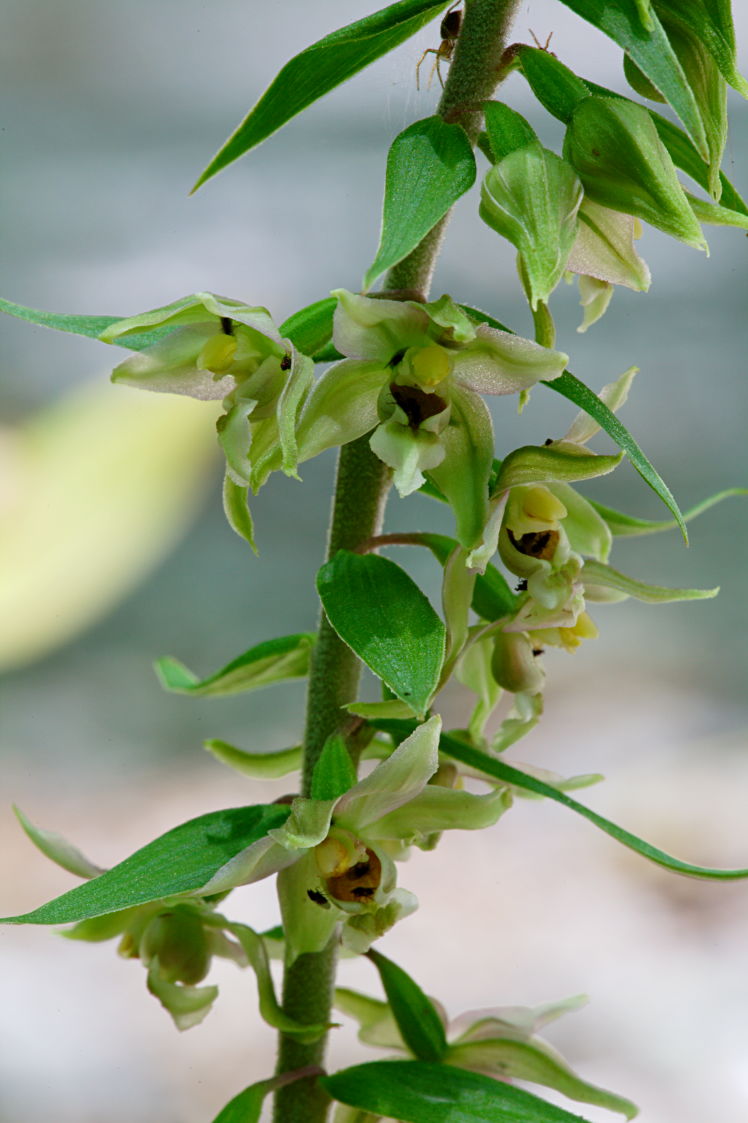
2 1 748 1121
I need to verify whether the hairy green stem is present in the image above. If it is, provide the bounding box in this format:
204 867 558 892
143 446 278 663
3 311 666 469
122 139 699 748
273 3 520 1118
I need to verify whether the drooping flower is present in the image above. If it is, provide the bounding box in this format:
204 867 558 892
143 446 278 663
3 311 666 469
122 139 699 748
101 292 314 543
296 290 568 549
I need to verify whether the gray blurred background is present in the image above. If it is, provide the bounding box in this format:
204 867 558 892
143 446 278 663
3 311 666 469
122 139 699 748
1 2 747 1121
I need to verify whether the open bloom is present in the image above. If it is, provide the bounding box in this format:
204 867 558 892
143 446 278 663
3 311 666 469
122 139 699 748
296 290 568 548
197 716 510 961
102 293 314 525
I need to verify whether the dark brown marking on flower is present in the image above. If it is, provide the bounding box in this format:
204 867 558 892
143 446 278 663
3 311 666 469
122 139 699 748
388 348 407 368
507 528 560 560
325 848 382 904
220 316 234 335
280 353 292 371
532 647 544 657
307 889 330 909
390 382 447 430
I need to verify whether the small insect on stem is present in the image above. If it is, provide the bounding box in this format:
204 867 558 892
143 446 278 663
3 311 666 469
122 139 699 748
416 2 461 90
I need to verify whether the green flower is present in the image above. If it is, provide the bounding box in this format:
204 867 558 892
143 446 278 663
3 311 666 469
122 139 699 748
101 292 314 542
296 290 568 548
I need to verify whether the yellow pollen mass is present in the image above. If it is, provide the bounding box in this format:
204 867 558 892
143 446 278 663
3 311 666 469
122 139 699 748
522 486 567 525
199 332 238 373
411 345 451 387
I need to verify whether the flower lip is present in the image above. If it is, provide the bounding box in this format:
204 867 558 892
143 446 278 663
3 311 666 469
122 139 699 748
390 383 449 430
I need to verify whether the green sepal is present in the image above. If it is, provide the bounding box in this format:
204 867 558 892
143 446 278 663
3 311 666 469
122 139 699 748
154 633 314 697
192 0 454 189
553 0 708 156
224 920 328 1041
482 101 538 159
2 805 291 925
495 444 623 493
590 487 748 537
516 47 591 123
446 1038 637 1119
654 0 748 99
204 741 303 779
311 735 358 801
367 949 448 1062
364 115 476 290
582 559 718 603
563 96 706 250
688 193 748 230
322 1059 603 1121
317 551 446 717
426 383 494 550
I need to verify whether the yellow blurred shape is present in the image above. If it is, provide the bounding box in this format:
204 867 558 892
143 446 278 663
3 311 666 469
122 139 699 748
0 379 219 671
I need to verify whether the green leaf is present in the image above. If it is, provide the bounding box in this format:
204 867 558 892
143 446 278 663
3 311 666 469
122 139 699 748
0 296 175 351
311 734 358 801
436 732 748 881
154 633 315 697
590 487 748 537
364 116 476 290
2 804 290 925
317 551 446 718
483 101 539 159
192 0 453 190
279 298 336 358
654 0 748 98
458 304 687 539
554 0 707 156
322 1060 596 1121
544 372 687 540
211 1079 270 1123
367 949 447 1062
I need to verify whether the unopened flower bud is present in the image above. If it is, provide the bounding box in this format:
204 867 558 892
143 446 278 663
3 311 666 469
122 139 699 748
491 630 545 695
140 907 211 986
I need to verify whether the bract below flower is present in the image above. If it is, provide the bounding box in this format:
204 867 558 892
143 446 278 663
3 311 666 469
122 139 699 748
296 290 568 549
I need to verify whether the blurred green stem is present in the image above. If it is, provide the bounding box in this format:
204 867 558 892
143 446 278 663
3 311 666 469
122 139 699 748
272 2 520 1118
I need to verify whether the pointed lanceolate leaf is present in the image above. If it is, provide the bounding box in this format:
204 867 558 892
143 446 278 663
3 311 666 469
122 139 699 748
654 0 748 98
554 0 708 156
0 296 174 352
1 805 290 925
364 116 476 290
322 1060 597 1121
205 741 303 778
155 634 315 697
311 734 358 801
582 559 718 603
317 551 445 716
544 372 687 539
210 1079 271 1123
436 732 748 881
367 949 447 1062
192 0 453 190
590 487 748 537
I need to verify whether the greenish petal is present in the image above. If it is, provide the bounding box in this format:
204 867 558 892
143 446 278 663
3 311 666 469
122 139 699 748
222 475 257 551
269 797 337 850
427 384 494 550
369 418 445 497
576 276 614 333
496 443 624 492
566 200 651 291
365 786 512 844
546 482 612 562
334 716 441 833
332 289 430 360
204 741 302 779
296 360 386 463
146 960 218 1031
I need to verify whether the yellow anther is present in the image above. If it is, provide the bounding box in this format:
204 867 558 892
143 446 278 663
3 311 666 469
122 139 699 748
198 332 238 373
521 486 567 525
411 345 451 387
570 610 599 640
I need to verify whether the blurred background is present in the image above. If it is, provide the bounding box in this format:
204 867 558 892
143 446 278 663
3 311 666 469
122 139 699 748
1 1 747 1120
